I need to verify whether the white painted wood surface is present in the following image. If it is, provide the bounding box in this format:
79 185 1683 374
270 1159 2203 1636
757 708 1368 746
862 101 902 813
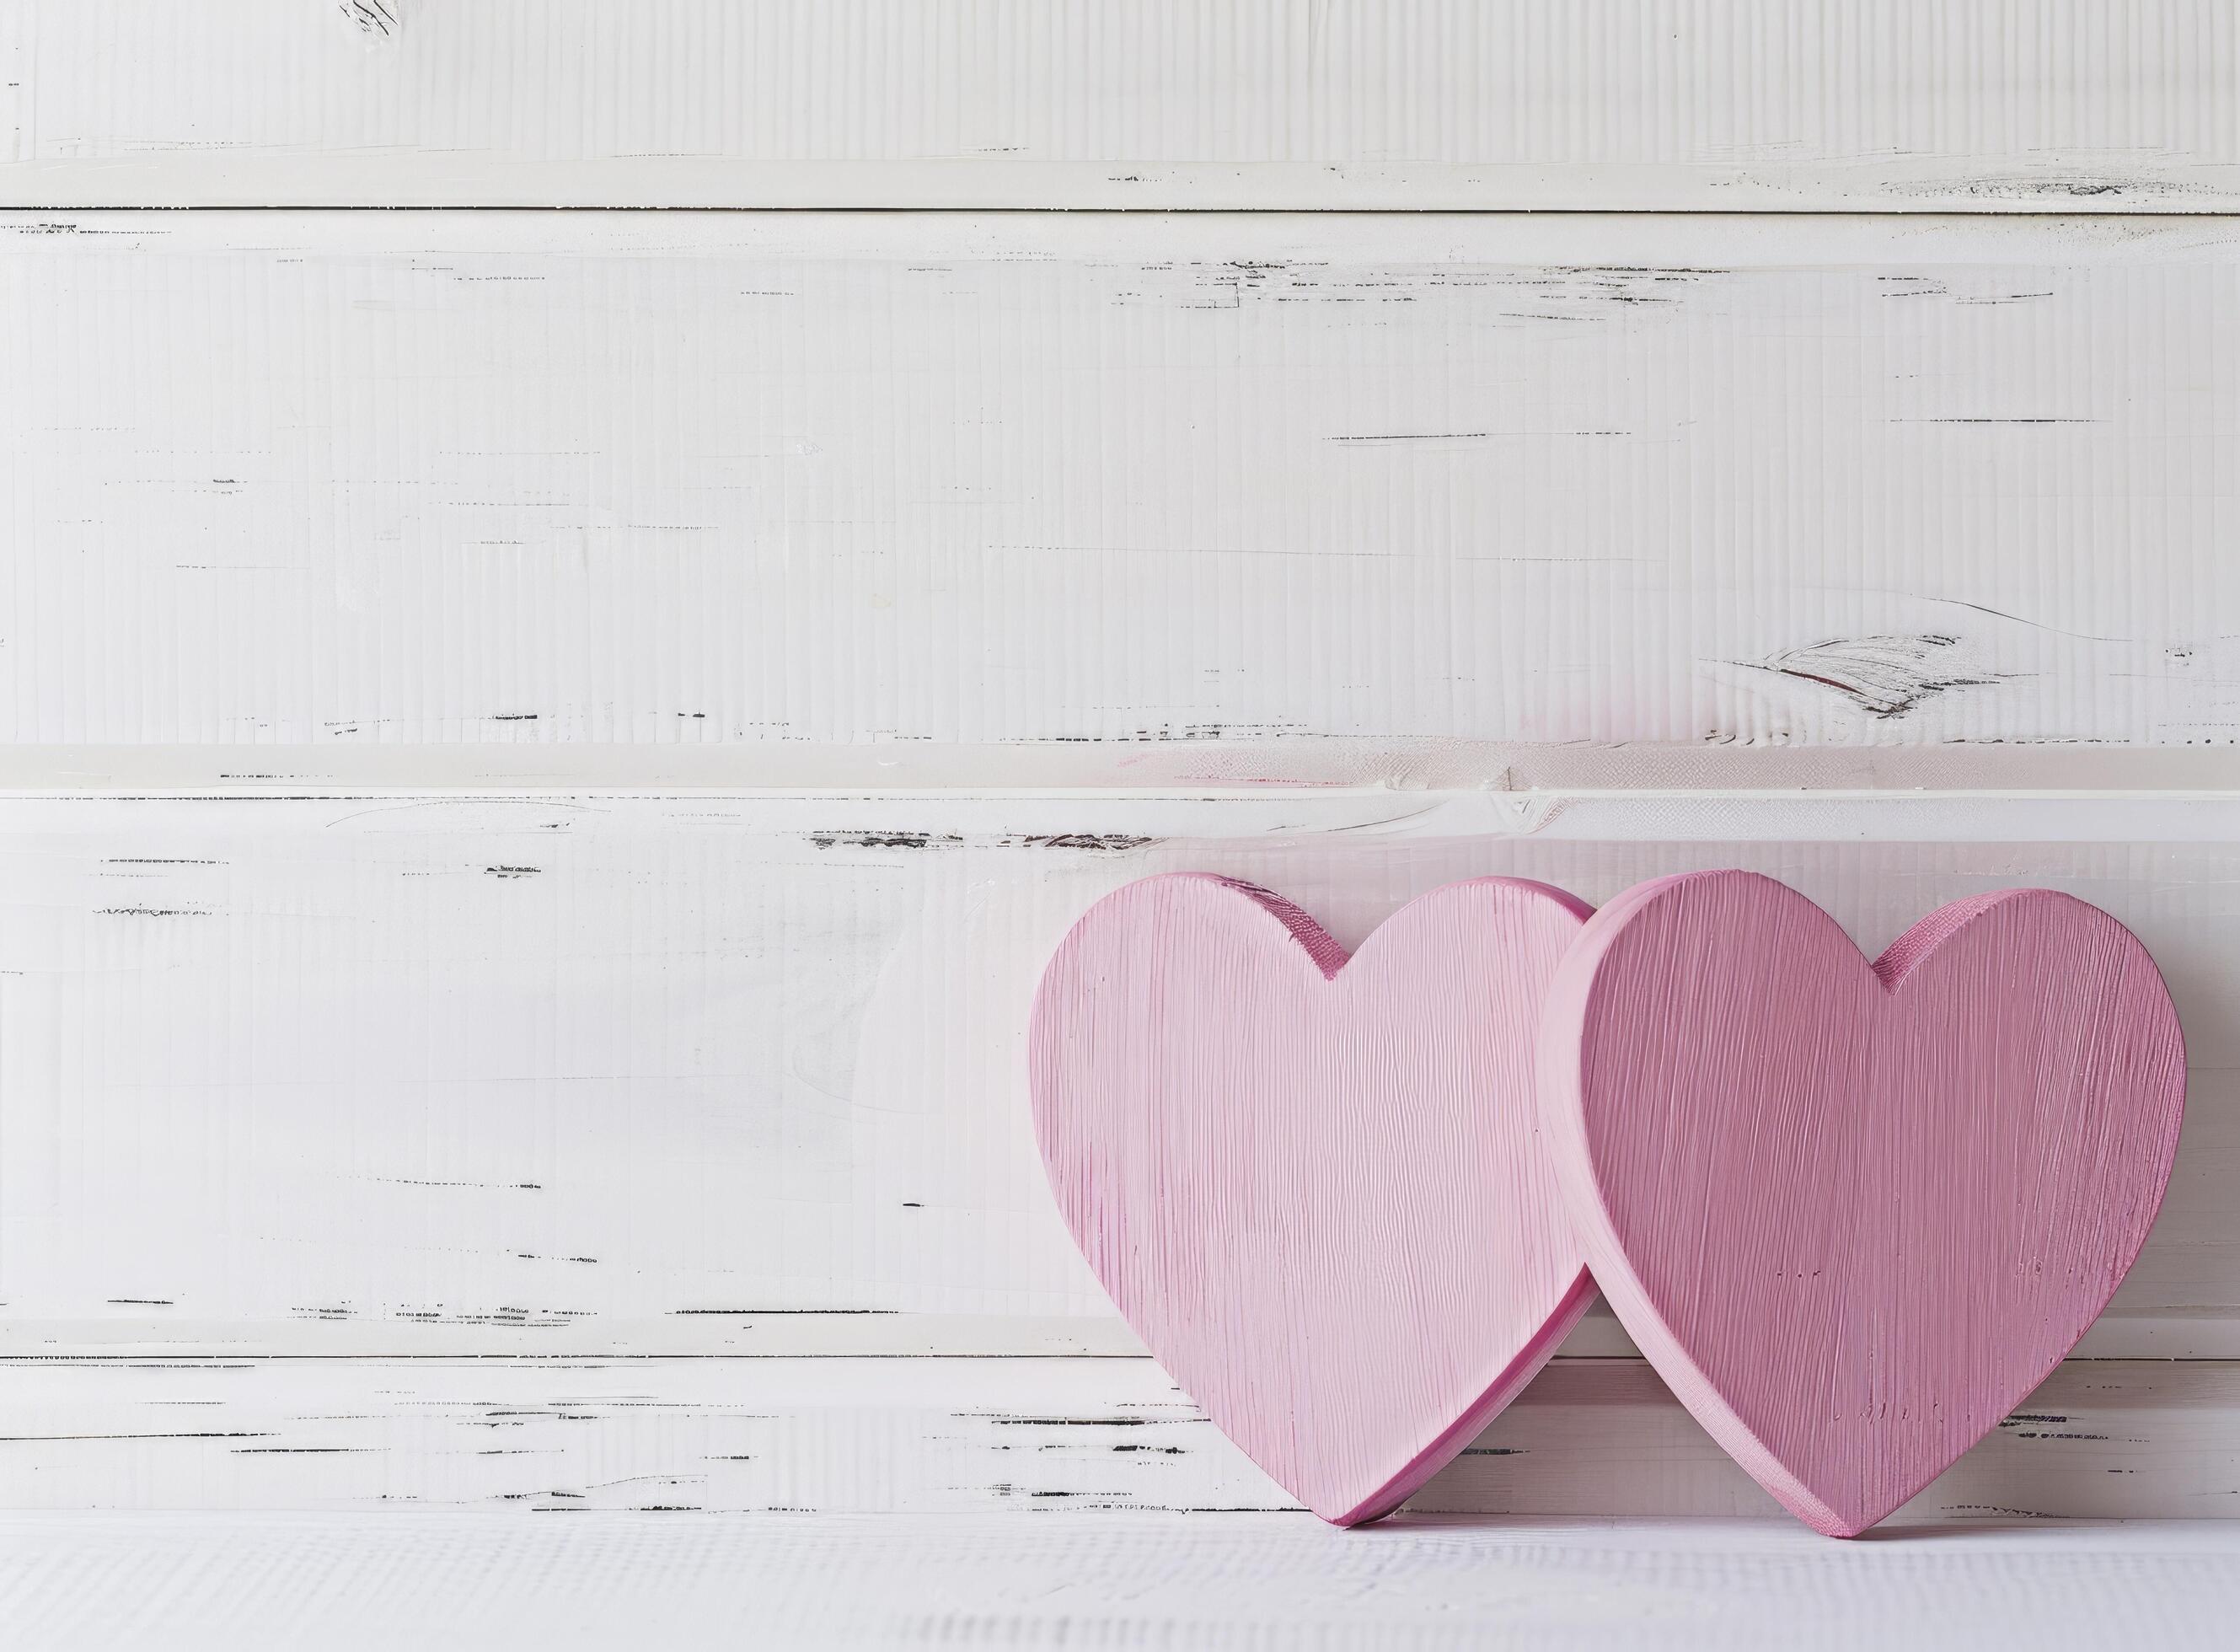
3 2 2236 212
3 796 2238 1362
6 212 2240 757
2 1356 2233 1521
8 16 2240 1565
7 1514 2239 1650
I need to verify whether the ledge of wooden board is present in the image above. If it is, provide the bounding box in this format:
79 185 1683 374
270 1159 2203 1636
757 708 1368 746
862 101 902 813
3 2 2236 212
0 1356 2233 1521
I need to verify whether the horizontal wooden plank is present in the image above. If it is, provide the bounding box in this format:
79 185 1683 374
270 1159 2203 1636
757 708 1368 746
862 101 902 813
1 1356 2233 1521
7 1513 2237 1652
1 795 2235 1358
4 212 2238 756
3 2 2236 211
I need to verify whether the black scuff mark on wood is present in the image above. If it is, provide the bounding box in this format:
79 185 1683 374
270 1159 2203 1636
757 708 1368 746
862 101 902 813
95 907 206 918
806 831 1158 853
988 1416 1150 1427
1130 260 1726 316
1877 274 2057 306
1926 596 2129 644
338 1 401 37
1016 834 1157 851
1171 1504 1300 1513
1940 1504 2063 1520
1890 174 2182 203
105 1298 175 1306
488 712 539 721
485 865 542 877
1736 634 2007 719
1997 1413 2114 1442
809 831 965 852
391 1306 594 1328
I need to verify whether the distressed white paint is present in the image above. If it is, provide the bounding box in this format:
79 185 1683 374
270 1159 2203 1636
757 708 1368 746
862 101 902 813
0 1357 2232 1523
5 212 2239 755
2 2 2236 211
6 27 2240 1555
0 795 2237 1361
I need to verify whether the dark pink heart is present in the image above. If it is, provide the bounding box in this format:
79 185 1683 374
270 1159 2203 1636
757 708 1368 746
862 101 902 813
1540 871 2187 1536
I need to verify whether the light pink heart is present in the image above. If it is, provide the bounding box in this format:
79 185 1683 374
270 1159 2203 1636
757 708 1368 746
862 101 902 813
1028 873 1595 1524
1540 871 2187 1537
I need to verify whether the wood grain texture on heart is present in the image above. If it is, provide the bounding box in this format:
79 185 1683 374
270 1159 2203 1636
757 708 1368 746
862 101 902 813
1539 871 2188 1538
1028 874 1595 1525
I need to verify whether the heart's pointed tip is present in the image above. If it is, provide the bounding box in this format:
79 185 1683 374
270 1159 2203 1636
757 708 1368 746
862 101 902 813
1321 1503 1388 1529
1793 1499 1881 1540
1319 1486 1406 1528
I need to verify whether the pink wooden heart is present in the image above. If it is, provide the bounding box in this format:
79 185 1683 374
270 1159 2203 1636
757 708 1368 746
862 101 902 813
1028 873 1596 1524
1540 871 2187 1537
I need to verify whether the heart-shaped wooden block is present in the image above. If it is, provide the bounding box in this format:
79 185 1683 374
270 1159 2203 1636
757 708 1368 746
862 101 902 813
1029 873 1596 1524
1540 871 2187 1537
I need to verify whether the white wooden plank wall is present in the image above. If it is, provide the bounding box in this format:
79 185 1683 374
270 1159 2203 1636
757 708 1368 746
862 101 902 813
1 2 2236 210
3 798 2239 1354
5 798 2240 1510
5 214 2240 759
4 5 2240 1527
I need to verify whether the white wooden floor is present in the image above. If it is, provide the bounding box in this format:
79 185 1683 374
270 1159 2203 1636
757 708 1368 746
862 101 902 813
5 1514 2237 1651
